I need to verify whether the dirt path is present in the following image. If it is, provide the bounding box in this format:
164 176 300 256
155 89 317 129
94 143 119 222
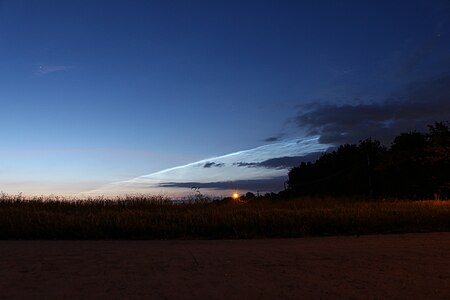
1 233 450 299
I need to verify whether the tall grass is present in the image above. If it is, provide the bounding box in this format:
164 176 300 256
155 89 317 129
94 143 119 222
1 193 450 239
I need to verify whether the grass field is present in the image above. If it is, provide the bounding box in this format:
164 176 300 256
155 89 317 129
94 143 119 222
1 193 450 239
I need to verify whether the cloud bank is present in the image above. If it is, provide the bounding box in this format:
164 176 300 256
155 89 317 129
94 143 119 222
159 177 287 192
234 152 322 170
295 74 450 145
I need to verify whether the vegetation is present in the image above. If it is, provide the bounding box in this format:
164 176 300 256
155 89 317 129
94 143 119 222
287 121 450 199
1 193 450 239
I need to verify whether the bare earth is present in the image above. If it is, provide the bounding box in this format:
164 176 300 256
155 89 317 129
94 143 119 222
1 233 450 299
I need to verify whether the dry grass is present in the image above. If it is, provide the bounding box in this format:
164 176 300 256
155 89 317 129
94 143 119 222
1 193 450 239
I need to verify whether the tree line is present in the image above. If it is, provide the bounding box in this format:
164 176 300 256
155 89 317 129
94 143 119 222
286 122 450 199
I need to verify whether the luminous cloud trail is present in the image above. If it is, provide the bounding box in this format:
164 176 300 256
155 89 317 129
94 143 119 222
88 136 331 198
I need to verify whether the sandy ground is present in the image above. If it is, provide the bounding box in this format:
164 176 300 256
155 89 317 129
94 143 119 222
1 233 450 299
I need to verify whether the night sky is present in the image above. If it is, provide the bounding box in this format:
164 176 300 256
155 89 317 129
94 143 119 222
0 1 449 197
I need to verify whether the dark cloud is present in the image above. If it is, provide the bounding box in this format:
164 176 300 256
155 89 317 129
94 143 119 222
258 153 323 169
159 176 287 192
233 152 324 170
263 136 281 142
233 162 258 168
203 162 224 168
296 74 450 145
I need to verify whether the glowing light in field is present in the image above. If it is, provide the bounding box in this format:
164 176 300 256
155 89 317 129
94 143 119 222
232 192 240 200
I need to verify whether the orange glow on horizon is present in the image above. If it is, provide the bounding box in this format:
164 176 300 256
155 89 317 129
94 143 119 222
232 192 240 200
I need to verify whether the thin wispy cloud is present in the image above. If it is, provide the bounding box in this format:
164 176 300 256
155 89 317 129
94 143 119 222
35 64 74 76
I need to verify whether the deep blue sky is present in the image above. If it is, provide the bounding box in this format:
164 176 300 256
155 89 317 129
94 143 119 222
0 1 449 195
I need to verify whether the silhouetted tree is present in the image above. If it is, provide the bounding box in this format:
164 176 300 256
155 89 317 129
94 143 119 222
288 139 385 197
381 131 428 198
287 122 449 199
425 122 450 198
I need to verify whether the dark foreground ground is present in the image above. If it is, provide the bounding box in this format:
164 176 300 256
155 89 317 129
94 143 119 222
1 233 450 299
